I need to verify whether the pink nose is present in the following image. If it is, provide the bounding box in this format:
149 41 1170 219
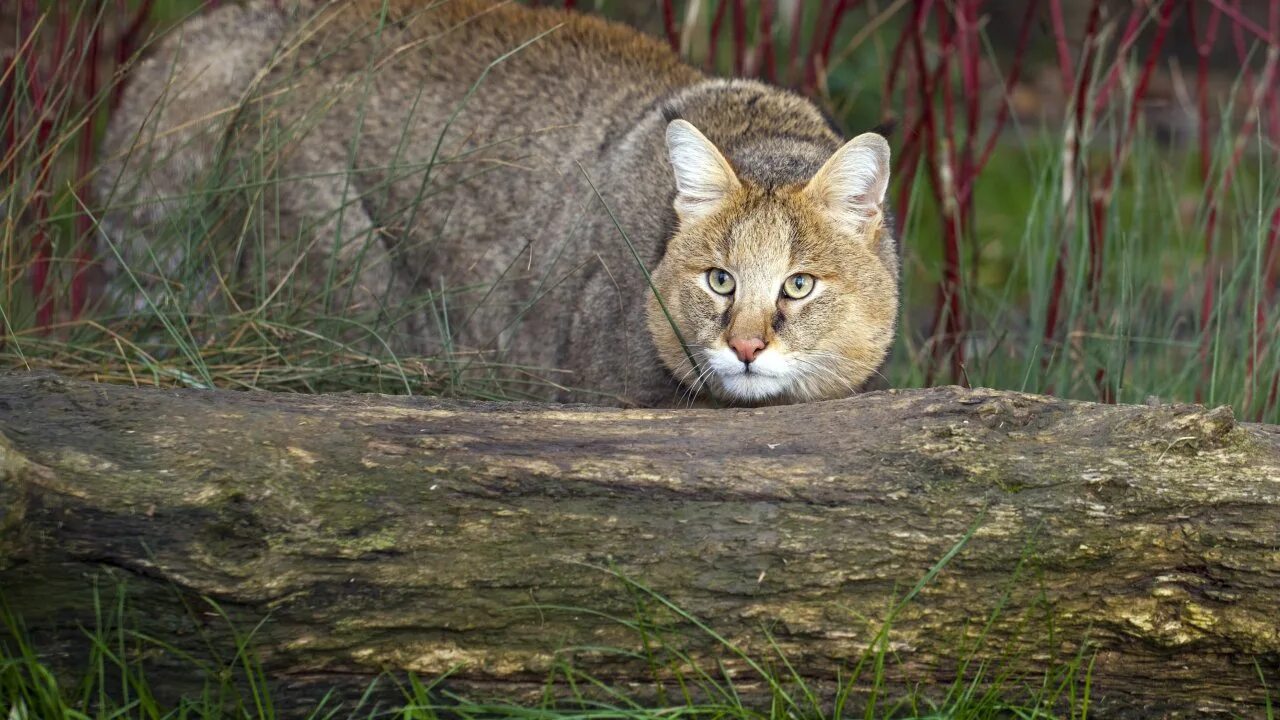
729 337 766 364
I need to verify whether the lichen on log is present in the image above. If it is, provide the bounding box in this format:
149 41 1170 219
2 372 1279 717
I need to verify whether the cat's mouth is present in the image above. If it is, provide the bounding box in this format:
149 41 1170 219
703 347 792 402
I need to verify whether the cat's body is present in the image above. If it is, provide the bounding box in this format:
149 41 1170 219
99 0 899 406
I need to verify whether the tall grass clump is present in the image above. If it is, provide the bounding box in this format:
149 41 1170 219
1 0 1278 419
868 0 1280 421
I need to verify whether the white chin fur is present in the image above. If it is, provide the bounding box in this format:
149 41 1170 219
705 347 792 402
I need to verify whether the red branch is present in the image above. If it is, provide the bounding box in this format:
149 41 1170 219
809 0 844 90
708 0 729 71
1188 1 1222 183
1047 0 1076 92
787 0 804 84
20 0 55 328
1206 0 1278 45
1043 0 1103 368
1093 0 1179 280
1200 43 1280 401
1259 205 1280 420
71 10 106 318
966 0 1037 198
1090 3 1147 125
661 0 679 52
758 0 777 82
731 0 747 76
1269 0 1280 142
1093 0 1177 403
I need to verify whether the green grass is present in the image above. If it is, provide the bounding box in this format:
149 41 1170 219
890 127 1280 413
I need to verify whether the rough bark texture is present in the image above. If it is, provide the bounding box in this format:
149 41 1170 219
2 372 1279 717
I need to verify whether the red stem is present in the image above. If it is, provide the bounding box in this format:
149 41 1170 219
1090 3 1146 125
882 6 915 109
1188 2 1222 183
708 0 729 71
731 0 747 76
661 0 679 52
1270 0 1280 142
1206 0 1278 44
71 11 106 319
966 0 1037 200
888 1 931 236
1071 1 1102 140
1043 0 1103 359
807 0 838 90
1119 0 1178 162
759 0 777 82
787 0 804 85
1247 208 1280 419
1199 45 1280 401
20 0 55 328
1048 0 1075 92
953 0 981 296
1093 0 1178 284
1262 207 1280 420
1229 0 1257 102
1094 0 1175 402
1 55 14 186
1265 373 1280 422
907 0 966 384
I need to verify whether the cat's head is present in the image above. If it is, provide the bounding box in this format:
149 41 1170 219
647 119 898 405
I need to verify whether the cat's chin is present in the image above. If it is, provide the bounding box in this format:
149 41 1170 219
715 373 790 403
703 347 794 404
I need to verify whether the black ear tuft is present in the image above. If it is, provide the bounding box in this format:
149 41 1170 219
661 103 682 124
870 117 899 138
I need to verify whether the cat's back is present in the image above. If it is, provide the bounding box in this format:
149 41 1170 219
104 0 702 193
273 0 706 256
339 0 694 78
302 0 702 130
100 0 702 289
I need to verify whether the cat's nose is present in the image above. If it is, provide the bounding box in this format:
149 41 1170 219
729 336 766 364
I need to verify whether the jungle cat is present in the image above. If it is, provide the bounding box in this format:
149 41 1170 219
98 0 899 406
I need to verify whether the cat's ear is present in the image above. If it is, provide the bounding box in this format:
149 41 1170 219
665 119 741 222
805 133 891 234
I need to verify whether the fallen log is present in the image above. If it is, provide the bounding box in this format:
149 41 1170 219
1 371 1278 716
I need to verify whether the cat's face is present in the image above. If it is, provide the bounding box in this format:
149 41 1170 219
648 120 898 405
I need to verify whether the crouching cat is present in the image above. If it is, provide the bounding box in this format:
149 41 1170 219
98 0 899 406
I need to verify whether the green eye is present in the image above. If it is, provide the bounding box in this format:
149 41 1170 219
782 273 815 299
707 268 736 295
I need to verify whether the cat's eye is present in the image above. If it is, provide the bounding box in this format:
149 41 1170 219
781 273 816 300
706 268 736 295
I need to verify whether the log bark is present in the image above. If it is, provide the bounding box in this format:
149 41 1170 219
2 371 1279 717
